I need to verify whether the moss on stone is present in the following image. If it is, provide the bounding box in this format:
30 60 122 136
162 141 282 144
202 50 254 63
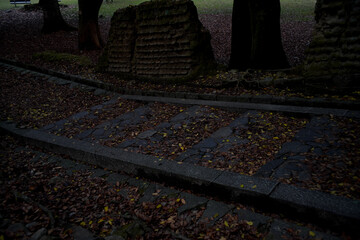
32 51 92 66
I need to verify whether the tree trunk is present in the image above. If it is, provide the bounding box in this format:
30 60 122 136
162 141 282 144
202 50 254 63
39 0 75 33
78 0 104 50
229 0 252 70
230 0 289 70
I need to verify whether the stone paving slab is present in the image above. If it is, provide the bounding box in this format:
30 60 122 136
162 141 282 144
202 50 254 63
269 183 360 232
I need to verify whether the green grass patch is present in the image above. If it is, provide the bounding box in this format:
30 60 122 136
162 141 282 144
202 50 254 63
32 51 92 66
0 0 37 10
281 0 316 20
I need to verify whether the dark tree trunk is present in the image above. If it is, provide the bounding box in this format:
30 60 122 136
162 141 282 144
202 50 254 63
39 0 75 33
229 0 252 69
78 0 104 50
230 0 289 70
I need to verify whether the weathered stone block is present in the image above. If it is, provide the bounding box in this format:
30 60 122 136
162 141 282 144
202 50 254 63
304 0 360 86
98 0 216 82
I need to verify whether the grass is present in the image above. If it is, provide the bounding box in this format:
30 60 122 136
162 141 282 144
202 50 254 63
1 0 316 20
281 0 316 20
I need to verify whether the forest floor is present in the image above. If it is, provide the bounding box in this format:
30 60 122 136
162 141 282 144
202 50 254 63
1 5 359 100
0 5 360 240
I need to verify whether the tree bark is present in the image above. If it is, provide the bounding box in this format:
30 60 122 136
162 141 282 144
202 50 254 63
229 0 252 69
230 0 289 70
78 0 104 50
39 0 75 33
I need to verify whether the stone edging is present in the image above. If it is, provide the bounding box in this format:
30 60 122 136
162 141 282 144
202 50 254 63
1 58 360 110
1 121 359 235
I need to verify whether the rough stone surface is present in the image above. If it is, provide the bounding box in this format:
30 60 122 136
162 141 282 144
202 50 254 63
304 0 360 85
178 192 208 214
72 226 95 240
200 200 233 222
31 228 47 240
98 0 216 81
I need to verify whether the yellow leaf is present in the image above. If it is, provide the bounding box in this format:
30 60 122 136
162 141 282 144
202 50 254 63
273 137 279 140
224 221 229 227
104 206 109 212
246 221 253 226
252 185 257 189
89 221 93 225
98 219 104 223
80 221 86 226
54 187 58 191
240 184 244 188
156 204 162 209
309 231 316 237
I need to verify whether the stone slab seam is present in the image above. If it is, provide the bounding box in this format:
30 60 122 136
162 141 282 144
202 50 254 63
1 121 359 235
1 58 360 110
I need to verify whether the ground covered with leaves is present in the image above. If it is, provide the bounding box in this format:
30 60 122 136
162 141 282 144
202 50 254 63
0 136 265 239
198 112 308 175
0 66 108 129
2 6 359 100
1 63 360 202
283 117 360 200
1 5 360 239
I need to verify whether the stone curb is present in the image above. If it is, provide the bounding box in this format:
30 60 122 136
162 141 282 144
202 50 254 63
1 121 360 236
1 58 360 111
118 94 360 118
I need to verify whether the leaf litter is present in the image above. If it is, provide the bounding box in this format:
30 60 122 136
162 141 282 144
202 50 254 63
0 136 265 239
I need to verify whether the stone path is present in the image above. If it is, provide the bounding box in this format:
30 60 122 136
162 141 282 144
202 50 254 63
4 146 340 240
37 94 357 188
1 61 360 239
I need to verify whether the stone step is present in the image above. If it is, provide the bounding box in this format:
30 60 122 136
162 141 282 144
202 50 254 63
16 147 341 240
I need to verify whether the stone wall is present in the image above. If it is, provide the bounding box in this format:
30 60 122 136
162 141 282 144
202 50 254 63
304 0 360 85
98 0 216 82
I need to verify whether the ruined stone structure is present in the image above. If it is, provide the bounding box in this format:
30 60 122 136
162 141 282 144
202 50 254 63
98 0 216 81
304 0 360 85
